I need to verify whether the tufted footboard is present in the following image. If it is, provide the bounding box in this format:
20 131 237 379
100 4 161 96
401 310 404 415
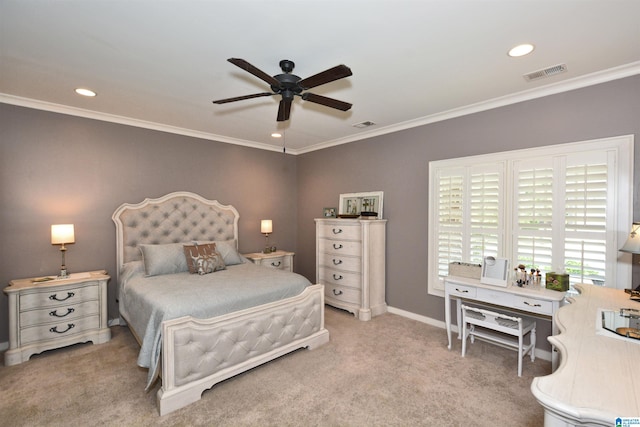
156 284 329 416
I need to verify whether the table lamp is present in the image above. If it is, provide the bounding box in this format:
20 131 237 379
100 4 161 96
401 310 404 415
620 222 640 298
51 224 75 278
261 220 272 253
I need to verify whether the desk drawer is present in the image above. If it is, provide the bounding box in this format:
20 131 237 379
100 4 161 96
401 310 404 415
511 296 554 315
447 283 477 298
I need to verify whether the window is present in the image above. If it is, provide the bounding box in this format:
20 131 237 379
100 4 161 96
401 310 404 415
428 135 634 296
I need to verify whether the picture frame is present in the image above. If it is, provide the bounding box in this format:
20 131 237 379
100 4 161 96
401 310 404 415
480 256 509 287
323 207 337 218
338 191 383 219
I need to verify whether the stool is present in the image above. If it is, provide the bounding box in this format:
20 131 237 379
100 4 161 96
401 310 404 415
461 304 536 377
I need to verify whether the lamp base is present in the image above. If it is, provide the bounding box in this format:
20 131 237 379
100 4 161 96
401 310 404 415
58 267 69 279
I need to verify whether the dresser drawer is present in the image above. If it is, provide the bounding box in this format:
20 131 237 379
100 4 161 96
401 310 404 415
319 268 361 289
446 282 477 298
325 284 361 305
19 283 99 311
20 315 100 345
318 253 361 273
20 300 100 327
318 239 362 256
317 223 361 240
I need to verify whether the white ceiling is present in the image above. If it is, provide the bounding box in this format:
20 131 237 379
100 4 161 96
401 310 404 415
2 1 640 154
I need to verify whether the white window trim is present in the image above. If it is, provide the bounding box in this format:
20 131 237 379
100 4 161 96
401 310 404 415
428 134 634 297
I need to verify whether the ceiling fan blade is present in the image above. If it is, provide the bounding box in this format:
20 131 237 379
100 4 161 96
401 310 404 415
298 64 352 90
302 92 352 111
212 92 273 104
227 58 280 87
277 98 292 122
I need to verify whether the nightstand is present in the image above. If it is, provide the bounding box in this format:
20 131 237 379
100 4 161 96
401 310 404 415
243 250 294 272
4 270 111 366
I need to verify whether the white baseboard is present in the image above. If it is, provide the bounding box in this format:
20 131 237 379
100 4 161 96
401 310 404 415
387 305 552 363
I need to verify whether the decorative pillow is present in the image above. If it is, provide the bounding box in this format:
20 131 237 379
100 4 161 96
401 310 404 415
194 240 244 265
183 243 226 275
139 243 189 277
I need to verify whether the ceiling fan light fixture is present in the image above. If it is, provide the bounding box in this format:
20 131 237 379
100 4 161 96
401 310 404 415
508 43 535 57
75 87 97 97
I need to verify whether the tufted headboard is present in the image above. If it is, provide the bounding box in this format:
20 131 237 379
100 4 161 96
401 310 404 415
112 191 240 282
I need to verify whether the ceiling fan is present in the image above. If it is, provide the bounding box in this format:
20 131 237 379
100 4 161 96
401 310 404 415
212 58 353 122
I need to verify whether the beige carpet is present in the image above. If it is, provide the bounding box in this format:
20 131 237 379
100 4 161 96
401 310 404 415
0 307 548 426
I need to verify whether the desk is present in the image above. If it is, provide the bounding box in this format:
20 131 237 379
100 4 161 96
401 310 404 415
444 275 566 369
531 284 640 426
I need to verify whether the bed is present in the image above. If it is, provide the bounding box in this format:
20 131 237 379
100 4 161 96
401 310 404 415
112 191 329 415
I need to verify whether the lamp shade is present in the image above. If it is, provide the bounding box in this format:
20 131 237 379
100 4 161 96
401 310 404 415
260 220 273 234
620 223 640 254
51 224 75 245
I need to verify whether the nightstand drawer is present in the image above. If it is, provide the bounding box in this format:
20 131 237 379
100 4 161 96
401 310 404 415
20 315 100 345
261 255 290 270
20 300 100 327
19 283 99 311
325 284 361 305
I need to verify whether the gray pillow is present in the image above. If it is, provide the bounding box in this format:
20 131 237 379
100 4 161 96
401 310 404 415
139 243 189 276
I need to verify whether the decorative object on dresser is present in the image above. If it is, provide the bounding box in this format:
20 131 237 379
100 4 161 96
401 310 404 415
315 217 387 321
244 250 294 272
4 270 111 366
112 191 329 415
260 219 273 253
51 224 75 278
338 191 383 219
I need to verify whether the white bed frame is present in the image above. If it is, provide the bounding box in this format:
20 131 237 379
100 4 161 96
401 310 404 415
112 191 329 415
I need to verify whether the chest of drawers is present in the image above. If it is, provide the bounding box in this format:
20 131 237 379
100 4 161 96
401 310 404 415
315 218 387 320
4 271 111 366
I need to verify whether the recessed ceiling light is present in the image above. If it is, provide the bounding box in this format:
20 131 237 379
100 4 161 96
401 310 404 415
508 43 535 57
75 88 96 97
271 133 282 138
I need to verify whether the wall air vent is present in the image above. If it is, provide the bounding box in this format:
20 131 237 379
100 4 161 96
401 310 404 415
523 63 567 82
353 121 376 128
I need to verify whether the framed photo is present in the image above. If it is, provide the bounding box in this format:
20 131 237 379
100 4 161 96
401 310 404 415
480 256 509 287
338 191 383 219
323 207 337 218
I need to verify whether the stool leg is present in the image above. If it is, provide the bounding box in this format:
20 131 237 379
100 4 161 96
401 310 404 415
518 332 523 377
530 323 537 362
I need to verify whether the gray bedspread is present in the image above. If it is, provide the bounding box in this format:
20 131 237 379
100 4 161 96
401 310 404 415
119 260 311 389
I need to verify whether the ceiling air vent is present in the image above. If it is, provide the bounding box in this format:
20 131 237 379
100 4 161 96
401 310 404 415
523 63 567 82
353 121 376 128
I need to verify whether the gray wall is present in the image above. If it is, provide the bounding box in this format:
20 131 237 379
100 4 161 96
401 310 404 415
1 75 638 349
296 75 640 349
0 105 299 342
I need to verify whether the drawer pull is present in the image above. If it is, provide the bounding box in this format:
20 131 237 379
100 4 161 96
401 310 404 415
332 228 343 234
49 308 75 318
332 289 343 296
523 301 542 308
49 292 75 302
270 261 282 267
333 274 343 280
50 323 75 334
332 259 343 265
455 288 469 293
333 243 343 250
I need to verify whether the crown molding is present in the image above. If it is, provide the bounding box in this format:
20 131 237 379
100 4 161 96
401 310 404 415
2 61 638 156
